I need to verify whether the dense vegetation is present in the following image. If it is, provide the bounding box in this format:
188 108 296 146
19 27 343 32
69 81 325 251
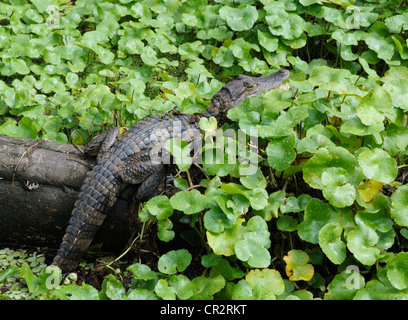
1 0 408 300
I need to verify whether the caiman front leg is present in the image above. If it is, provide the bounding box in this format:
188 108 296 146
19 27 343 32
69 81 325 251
118 151 167 202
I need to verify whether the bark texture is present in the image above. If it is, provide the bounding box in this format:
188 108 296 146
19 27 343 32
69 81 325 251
0 135 134 251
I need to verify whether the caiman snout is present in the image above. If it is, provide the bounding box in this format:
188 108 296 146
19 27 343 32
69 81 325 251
278 68 290 79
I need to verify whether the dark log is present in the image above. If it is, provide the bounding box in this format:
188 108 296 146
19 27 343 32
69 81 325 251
0 134 135 252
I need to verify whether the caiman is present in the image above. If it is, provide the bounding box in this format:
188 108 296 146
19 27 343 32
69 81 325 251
51 69 290 272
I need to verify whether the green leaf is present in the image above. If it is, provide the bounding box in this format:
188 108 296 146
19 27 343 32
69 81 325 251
248 188 269 210
386 252 408 290
220 183 268 211
66 72 79 88
303 146 361 190
244 269 285 299
0 266 20 282
340 116 385 137
233 216 271 267
207 217 246 256
269 13 305 40
168 275 194 300
347 217 380 266
20 262 38 294
212 193 249 220
357 203 394 234
239 168 266 190
103 275 125 300
219 5 258 32
157 219 175 242
199 116 217 132
266 135 296 171
253 190 285 221
231 280 254 300
170 189 209 215
309 66 352 94
383 123 408 156
385 12 408 33
258 30 278 52
283 250 314 281
245 269 285 295
318 222 346 265
155 279 176 300
201 253 222 268
245 216 271 245
280 194 312 213
357 148 397 183
11 58 30 75
277 214 298 232
53 283 99 300
321 167 356 208
297 198 340 244
213 46 234 68
190 275 225 299
179 41 205 61
382 78 408 110
211 259 245 282
230 37 260 61
354 279 408 300
145 195 173 220
157 249 192 275
390 185 408 227
356 87 392 126
358 57 380 80
181 12 198 27
141 46 158 66
203 148 236 177
364 23 395 61
127 263 156 281
258 106 309 138
25 8 44 23
126 289 157 300
204 205 235 233
235 239 271 268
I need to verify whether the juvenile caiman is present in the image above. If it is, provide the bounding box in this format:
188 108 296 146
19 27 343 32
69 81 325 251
52 69 290 272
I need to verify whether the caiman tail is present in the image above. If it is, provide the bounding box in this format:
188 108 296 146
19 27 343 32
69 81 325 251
51 157 122 272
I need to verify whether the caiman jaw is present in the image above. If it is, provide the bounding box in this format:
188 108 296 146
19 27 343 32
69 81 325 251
202 69 290 120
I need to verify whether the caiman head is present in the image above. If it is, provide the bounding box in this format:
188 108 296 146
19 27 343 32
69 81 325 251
202 68 290 122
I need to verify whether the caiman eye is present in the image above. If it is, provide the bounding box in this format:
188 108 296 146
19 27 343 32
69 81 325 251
244 82 256 90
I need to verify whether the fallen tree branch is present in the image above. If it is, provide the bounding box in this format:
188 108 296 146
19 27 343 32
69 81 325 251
0 135 135 252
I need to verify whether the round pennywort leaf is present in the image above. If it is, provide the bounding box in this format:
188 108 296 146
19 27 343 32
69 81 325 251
390 185 408 227
318 222 346 265
170 189 209 214
358 148 397 183
219 5 258 32
158 249 192 275
145 195 173 220
386 252 408 290
283 250 314 281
